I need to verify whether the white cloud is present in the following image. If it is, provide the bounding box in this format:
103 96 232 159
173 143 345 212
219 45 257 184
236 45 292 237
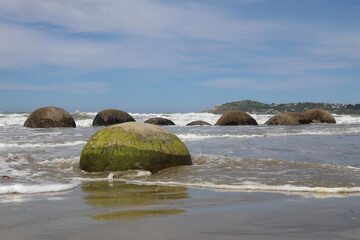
0 22 181 69
0 0 359 78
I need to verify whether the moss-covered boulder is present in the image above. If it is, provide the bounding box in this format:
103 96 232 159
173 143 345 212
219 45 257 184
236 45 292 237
24 106 76 128
215 110 258 126
265 112 310 126
186 120 211 126
304 109 336 123
80 122 191 172
93 109 135 126
144 117 175 125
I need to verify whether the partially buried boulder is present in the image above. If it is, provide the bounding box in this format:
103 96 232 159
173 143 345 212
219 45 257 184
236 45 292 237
303 109 336 123
144 117 175 125
265 112 310 126
186 120 211 126
80 122 192 173
215 110 258 126
24 106 76 128
93 109 135 126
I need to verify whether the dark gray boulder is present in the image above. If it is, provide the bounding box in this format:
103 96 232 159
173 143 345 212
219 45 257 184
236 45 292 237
265 112 311 126
186 120 211 126
93 109 135 126
215 110 258 126
303 109 336 123
144 117 175 125
24 106 76 128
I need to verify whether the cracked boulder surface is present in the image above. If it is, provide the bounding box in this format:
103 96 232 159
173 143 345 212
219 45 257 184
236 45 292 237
80 122 191 173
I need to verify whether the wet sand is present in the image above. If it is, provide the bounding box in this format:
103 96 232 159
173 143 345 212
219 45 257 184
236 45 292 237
0 182 359 240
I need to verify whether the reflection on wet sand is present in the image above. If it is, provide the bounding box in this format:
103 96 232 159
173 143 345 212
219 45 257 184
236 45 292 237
81 181 188 221
93 209 186 221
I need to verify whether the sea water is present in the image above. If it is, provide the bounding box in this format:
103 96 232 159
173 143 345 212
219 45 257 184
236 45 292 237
0 111 360 198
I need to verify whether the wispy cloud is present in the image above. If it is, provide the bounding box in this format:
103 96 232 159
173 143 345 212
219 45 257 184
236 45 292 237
0 0 274 40
0 81 110 94
0 1 276 71
198 75 347 91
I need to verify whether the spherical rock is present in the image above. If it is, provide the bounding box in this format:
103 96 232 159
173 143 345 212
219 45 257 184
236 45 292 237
215 110 258 126
144 117 175 125
265 112 310 126
24 106 76 128
93 109 135 126
186 120 211 126
80 122 191 172
304 109 336 123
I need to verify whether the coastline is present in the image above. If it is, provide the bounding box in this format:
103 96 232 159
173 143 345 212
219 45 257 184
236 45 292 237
1 182 359 240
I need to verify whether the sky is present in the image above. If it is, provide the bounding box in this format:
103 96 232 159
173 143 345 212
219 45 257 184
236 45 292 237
0 0 359 113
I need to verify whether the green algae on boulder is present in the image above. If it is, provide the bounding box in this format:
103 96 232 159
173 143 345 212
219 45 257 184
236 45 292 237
80 122 192 172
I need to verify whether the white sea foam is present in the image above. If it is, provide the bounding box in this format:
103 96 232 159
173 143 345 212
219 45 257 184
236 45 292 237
333 114 360 124
0 141 86 149
0 182 79 195
177 127 360 141
75 119 93 127
110 178 360 197
129 112 221 126
72 110 98 117
0 113 29 127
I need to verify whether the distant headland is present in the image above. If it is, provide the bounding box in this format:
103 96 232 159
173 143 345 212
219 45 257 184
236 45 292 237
202 100 360 115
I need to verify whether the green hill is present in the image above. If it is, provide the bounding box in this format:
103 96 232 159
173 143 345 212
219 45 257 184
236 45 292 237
202 100 360 115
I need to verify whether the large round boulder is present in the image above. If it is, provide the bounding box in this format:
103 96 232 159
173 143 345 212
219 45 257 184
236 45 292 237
24 106 76 128
304 109 336 123
144 117 175 125
265 112 310 126
215 110 258 126
186 120 211 126
93 109 135 126
80 122 191 173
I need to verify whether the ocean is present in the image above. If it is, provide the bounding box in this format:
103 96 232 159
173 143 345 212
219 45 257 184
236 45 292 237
1 111 360 200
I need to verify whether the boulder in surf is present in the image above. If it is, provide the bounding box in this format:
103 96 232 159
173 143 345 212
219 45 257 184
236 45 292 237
265 112 311 126
80 122 192 173
144 117 175 125
303 109 336 124
24 106 76 128
93 109 135 126
186 120 211 126
215 110 258 126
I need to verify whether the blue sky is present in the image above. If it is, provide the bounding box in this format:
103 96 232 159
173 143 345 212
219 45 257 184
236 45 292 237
0 0 359 112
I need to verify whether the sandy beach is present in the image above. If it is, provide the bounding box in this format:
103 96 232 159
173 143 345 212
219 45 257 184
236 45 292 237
1 182 359 240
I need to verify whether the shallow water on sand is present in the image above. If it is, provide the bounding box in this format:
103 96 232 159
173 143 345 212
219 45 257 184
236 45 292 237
0 182 359 240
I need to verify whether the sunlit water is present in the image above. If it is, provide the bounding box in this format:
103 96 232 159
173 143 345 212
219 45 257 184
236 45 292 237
0 111 360 198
